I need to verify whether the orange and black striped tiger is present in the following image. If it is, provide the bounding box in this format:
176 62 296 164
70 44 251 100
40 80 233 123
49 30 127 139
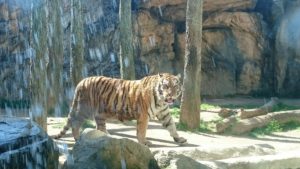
54 73 187 145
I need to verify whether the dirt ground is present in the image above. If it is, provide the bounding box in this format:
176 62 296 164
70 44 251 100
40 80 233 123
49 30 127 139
48 117 300 152
45 97 300 167
47 97 300 152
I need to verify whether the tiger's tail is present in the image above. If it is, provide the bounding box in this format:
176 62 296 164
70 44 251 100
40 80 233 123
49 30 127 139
53 116 72 139
53 90 79 139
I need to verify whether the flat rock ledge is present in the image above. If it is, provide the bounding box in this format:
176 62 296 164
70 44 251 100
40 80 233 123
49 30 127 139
199 150 300 169
153 144 300 169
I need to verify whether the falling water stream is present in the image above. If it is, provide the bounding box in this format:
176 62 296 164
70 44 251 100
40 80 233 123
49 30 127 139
0 0 152 168
0 0 118 168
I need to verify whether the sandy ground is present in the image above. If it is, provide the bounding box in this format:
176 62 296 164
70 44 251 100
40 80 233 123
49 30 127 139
47 116 300 153
45 97 300 153
2 97 300 166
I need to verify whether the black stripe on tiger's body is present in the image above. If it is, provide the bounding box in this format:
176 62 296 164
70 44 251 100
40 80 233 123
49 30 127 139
53 73 187 145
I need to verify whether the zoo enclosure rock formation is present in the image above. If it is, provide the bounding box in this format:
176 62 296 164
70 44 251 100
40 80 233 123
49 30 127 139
0 117 59 169
62 128 159 169
0 0 300 102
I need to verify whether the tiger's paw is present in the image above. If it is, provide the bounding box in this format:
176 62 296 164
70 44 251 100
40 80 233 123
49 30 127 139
173 137 187 144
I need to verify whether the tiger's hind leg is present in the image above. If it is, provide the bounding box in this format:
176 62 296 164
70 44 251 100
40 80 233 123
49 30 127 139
71 118 84 141
95 113 109 134
70 101 90 141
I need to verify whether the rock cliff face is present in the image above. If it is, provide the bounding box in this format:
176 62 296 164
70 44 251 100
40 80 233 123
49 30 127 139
274 0 300 97
136 0 270 96
136 0 300 97
0 0 299 101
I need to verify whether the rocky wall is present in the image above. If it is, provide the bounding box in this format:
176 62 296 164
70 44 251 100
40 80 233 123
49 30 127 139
0 0 300 103
136 0 300 97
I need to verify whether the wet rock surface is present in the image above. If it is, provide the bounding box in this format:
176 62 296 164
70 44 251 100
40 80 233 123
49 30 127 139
0 117 59 169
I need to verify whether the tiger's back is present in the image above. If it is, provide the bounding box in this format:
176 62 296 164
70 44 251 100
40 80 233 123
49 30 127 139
74 75 157 120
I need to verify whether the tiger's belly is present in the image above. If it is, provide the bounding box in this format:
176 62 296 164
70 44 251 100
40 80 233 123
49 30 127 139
103 110 137 122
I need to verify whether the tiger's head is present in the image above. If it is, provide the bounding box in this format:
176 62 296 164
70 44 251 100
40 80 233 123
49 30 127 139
156 73 182 105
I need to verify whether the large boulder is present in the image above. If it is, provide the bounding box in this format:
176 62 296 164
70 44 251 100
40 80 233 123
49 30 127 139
0 117 59 169
63 128 159 169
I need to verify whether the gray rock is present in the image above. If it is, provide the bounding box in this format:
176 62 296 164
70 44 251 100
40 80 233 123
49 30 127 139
211 150 300 169
0 117 59 169
63 128 159 169
153 144 275 168
169 155 212 169
154 144 300 169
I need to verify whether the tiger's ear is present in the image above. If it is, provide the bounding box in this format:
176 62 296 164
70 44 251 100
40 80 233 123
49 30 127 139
176 74 181 79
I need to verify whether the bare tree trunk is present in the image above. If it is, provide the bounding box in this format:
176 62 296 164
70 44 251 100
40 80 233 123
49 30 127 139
216 115 237 133
47 0 64 116
70 0 85 85
240 97 279 119
232 110 300 134
218 108 237 118
180 0 203 129
30 0 48 131
119 0 136 80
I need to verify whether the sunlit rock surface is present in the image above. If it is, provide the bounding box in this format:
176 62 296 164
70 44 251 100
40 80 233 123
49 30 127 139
62 128 159 169
137 9 175 74
0 117 59 169
200 12 269 96
139 0 256 12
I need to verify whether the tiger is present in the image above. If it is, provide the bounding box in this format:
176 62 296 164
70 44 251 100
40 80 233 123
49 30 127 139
53 73 187 145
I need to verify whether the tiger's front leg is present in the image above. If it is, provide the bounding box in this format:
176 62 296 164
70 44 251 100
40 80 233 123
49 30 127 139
136 112 151 145
157 111 187 144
